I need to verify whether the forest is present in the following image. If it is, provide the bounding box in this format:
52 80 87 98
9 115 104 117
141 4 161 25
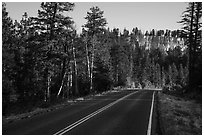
2 2 202 116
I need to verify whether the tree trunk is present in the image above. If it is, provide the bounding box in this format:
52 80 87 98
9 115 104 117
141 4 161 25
44 69 51 102
84 34 91 94
189 2 195 89
193 2 201 64
47 73 51 101
86 42 90 78
67 65 73 97
85 38 91 84
72 39 78 96
90 37 95 93
57 71 67 97
130 45 134 85
50 3 57 40
45 3 57 102
57 40 68 98
116 64 119 85
90 53 94 93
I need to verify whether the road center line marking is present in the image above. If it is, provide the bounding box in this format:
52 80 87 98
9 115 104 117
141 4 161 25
147 91 155 135
54 91 137 135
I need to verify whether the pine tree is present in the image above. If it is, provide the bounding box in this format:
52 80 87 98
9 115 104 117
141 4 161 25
161 67 166 87
151 59 157 86
31 2 75 101
178 64 185 86
83 6 107 92
2 3 15 112
13 12 36 101
143 55 151 83
72 32 79 96
155 63 162 88
83 6 107 36
178 2 202 90
172 63 179 85
168 65 173 87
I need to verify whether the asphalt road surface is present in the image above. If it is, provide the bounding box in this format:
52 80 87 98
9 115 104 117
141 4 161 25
3 89 156 135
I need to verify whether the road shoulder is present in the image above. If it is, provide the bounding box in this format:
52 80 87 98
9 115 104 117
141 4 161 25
2 89 120 125
157 91 202 135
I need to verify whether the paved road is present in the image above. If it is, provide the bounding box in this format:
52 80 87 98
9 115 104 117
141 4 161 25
3 89 156 135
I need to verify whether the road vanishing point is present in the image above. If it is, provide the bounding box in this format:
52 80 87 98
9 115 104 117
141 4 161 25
3 89 158 135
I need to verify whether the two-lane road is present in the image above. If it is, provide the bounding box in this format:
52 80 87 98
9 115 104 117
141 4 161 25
3 89 156 135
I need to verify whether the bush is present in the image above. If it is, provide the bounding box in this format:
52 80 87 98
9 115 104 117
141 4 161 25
78 76 90 96
162 84 184 96
94 73 113 93
172 84 183 92
39 101 51 108
162 85 171 93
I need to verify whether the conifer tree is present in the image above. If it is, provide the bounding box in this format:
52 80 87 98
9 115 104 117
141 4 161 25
168 65 173 86
155 63 162 88
83 6 108 92
31 2 75 101
83 6 107 36
2 3 15 110
161 67 166 87
172 63 179 85
178 64 185 86
179 2 202 90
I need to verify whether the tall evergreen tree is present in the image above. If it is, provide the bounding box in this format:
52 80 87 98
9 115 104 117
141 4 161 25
155 63 162 88
31 2 75 101
178 2 202 90
161 67 166 87
168 65 173 86
83 6 108 92
83 6 107 36
12 13 35 101
2 3 15 112
172 63 179 85
178 64 185 86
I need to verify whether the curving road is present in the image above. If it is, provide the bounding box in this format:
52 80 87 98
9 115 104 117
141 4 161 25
3 89 156 135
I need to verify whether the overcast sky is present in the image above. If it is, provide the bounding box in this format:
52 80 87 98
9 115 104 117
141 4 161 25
5 2 188 34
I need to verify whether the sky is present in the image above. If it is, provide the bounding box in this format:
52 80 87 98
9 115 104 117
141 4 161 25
5 2 188 34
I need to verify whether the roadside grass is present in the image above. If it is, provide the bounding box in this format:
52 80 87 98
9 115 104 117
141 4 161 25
157 92 202 135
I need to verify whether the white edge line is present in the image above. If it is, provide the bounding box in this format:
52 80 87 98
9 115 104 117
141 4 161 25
147 91 155 135
54 91 137 135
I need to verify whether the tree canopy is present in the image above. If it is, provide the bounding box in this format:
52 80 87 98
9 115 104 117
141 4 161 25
2 2 201 116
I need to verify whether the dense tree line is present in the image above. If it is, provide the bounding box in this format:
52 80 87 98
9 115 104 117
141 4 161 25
2 2 201 115
179 2 202 91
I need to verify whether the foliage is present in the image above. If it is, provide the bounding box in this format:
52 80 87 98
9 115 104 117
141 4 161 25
178 2 202 90
2 3 197 116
